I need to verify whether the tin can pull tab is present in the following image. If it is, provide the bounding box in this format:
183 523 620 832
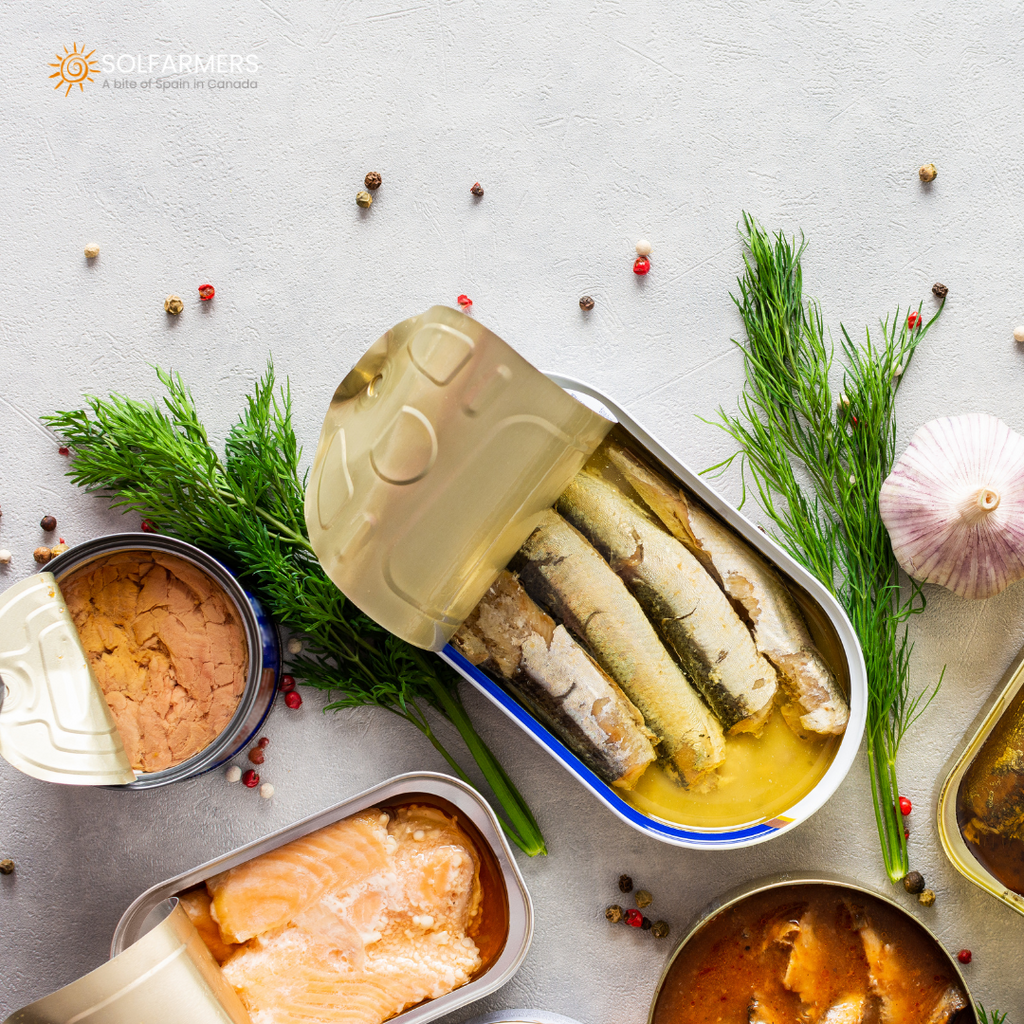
0 572 135 786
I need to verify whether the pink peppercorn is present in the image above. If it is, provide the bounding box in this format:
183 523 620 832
242 769 260 788
899 796 912 816
633 257 650 275
198 284 215 301
625 909 643 928
957 949 972 964
907 311 922 330
279 674 296 693
457 294 473 308
284 690 302 709
140 519 157 532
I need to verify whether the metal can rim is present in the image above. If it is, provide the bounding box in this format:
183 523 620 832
646 872 977 1024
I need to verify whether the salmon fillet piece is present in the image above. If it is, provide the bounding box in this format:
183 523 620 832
208 810 391 943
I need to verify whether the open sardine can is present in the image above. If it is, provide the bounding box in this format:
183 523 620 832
4 771 532 1024
0 533 280 789
938 641 1024 918
304 306 868 849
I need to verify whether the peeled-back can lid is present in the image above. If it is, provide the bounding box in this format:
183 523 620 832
3 901 251 1024
0 572 135 786
305 306 613 650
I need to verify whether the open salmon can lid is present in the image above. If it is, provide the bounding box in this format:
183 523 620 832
304 305 613 651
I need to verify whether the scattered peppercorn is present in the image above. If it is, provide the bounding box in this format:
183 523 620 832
365 171 382 190
457 294 473 308
164 295 184 315
624 908 643 928
918 888 936 907
919 162 937 182
0 550 11 565
633 256 650 275
260 783 275 799
904 829 910 841
605 905 623 923
579 295 595 311
50 544 68 559
140 519 157 532
198 284 215 301
1014 325 1024 344
618 874 633 893
635 239 652 257
33 547 52 564
284 690 303 709
635 889 653 909
280 674 296 692
957 949 972 964
40 516 57 532
652 920 670 939
899 795 912 816
287 637 303 655
356 190 373 209
242 768 260 788
932 282 948 299
258 736 270 749
225 765 242 783
58 446 70 456
0 858 14 875
470 182 484 197
641 916 652 930
907 312 922 330
84 243 100 259
903 870 925 894
248 747 265 765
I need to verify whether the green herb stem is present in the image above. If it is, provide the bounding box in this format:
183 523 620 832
711 214 943 882
43 363 547 857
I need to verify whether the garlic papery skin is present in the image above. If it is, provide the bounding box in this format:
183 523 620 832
879 413 1024 600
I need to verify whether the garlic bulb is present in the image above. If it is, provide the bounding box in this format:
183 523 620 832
880 413 1024 599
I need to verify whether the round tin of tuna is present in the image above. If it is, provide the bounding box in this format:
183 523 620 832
49 532 279 789
648 875 977 1024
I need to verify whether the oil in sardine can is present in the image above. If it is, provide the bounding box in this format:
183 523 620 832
939 641 1024 918
304 307 867 850
0 532 279 789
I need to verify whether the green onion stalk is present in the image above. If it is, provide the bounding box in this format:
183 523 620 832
710 214 942 883
44 366 546 856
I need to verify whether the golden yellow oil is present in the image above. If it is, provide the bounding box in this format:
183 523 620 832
626 709 841 828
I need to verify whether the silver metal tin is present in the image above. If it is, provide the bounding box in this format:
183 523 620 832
112 771 534 1024
47 532 280 789
443 377 868 850
648 873 977 1024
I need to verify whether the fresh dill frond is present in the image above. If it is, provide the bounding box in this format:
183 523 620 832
44 363 546 856
710 213 943 882
979 1005 1009 1024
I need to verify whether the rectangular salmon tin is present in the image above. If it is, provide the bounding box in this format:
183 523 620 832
305 308 867 852
112 771 533 1024
938 644 1024 918
441 375 867 850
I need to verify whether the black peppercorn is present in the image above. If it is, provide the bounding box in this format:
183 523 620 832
902 870 925 894
470 182 484 197
579 295 595 311
40 515 57 532
0 858 13 875
932 282 948 299
641 916 652 930
364 172 382 190
651 920 670 939
618 874 633 893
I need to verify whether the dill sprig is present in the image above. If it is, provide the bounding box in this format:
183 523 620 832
979 1006 1008 1024
710 213 943 883
43 364 546 856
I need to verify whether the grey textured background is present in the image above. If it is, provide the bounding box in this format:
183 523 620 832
3 0 1024 1018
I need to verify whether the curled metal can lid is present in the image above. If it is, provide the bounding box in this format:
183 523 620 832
3 901 251 1024
0 572 134 786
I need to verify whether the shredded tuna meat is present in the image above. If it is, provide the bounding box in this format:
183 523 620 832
61 550 247 772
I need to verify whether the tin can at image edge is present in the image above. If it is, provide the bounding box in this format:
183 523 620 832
111 771 533 1024
646 874 977 1024
47 532 280 789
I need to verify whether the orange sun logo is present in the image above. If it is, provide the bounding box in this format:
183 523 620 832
49 43 98 96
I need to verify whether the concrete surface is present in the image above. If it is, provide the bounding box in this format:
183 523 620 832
3 0 1024 1018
